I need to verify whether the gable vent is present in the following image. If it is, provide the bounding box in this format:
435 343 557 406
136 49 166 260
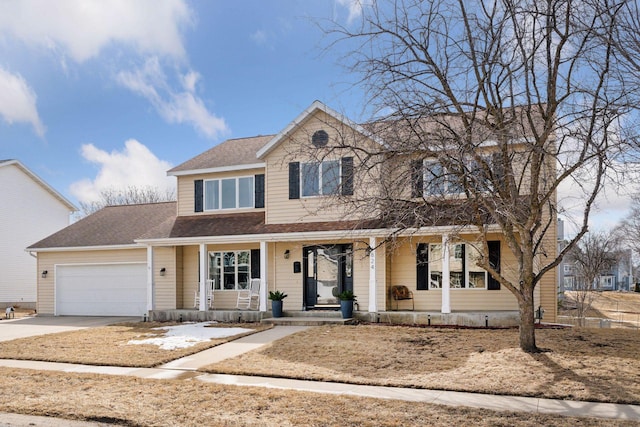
312 130 329 147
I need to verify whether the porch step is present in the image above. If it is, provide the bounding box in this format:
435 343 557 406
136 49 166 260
262 316 354 326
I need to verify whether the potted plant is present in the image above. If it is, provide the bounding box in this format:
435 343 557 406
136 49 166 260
337 290 356 319
268 290 288 318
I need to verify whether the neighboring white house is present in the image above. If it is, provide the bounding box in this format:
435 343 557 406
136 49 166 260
0 160 76 308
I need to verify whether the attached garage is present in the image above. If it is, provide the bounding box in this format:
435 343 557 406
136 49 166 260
55 263 147 316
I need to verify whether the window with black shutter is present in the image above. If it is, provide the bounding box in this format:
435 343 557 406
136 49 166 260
341 157 353 196
416 243 429 290
488 240 501 290
289 162 300 199
251 249 261 279
194 179 203 212
254 174 265 208
411 160 424 198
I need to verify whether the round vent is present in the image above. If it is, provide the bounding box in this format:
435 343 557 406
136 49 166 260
312 130 329 147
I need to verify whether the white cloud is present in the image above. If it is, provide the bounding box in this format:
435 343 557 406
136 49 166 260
0 0 229 139
0 0 192 62
557 164 640 236
0 67 45 137
250 29 269 46
336 0 372 24
116 57 228 139
69 139 174 204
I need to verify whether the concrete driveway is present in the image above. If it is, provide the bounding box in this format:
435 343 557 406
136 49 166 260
0 316 138 342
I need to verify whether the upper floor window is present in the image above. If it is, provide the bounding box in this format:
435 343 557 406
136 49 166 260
302 160 340 197
416 160 464 196
194 174 264 213
413 156 497 198
204 177 253 211
289 157 353 199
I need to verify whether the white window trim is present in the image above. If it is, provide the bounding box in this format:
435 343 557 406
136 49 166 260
300 160 342 198
209 250 251 291
422 157 493 196
427 243 487 290
203 175 255 211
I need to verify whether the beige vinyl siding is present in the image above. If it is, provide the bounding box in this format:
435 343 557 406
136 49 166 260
537 209 558 322
388 236 520 312
264 110 381 225
175 247 184 309
153 247 177 310
272 242 304 310
352 241 374 311
181 245 199 309
36 249 146 315
176 168 265 217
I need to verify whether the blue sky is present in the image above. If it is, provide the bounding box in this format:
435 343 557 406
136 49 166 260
0 0 631 232
0 0 368 207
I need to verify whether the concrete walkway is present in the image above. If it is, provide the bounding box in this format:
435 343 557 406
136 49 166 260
0 325 638 424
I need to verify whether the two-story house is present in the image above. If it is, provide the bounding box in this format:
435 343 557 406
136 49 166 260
28 101 557 324
1 160 76 309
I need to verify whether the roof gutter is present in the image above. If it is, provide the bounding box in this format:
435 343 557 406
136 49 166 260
26 244 144 253
167 163 265 177
135 224 503 247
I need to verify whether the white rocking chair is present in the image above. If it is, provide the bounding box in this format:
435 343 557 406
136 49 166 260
236 278 260 310
194 279 215 309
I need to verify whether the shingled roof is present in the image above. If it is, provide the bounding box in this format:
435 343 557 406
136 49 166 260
163 212 384 239
28 202 386 249
167 135 274 174
28 202 177 249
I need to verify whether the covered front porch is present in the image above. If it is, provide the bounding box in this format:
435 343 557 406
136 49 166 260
143 228 531 323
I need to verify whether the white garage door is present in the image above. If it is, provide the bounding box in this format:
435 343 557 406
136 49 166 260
56 264 147 316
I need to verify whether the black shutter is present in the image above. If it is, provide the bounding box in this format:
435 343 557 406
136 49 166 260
254 174 265 208
194 180 203 212
488 240 501 290
251 249 261 279
411 160 424 198
341 157 354 196
416 243 429 290
289 162 300 199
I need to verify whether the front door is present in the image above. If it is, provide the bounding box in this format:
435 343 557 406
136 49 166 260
303 244 353 309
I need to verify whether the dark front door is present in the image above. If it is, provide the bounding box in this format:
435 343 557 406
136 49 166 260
303 244 353 309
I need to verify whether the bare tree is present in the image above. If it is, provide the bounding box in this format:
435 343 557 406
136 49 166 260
567 231 621 323
323 0 640 352
617 197 640 257
77 186 176 218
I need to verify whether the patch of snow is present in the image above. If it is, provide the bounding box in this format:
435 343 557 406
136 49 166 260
127 322 252 350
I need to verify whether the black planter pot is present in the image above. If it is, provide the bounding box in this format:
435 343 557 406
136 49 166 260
271 300 284 318
340 300 354 319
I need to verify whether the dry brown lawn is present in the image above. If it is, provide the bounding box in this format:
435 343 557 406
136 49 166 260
203 325 640 405
561 291 640 327
0 322 271 367
0 368 634 427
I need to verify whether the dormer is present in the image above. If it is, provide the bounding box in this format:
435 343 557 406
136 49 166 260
167 135 272 217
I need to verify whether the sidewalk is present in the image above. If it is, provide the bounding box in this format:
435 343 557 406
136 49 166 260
0 325 638 423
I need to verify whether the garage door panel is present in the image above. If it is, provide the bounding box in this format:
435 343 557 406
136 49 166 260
56 264 147 316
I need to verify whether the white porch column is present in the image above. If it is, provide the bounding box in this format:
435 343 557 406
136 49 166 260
199 243 207 312
146 245 154 312
368 237 378 312
441 235 451 314
259 241 268 312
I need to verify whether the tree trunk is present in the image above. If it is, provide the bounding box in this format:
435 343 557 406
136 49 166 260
518 287 538 353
